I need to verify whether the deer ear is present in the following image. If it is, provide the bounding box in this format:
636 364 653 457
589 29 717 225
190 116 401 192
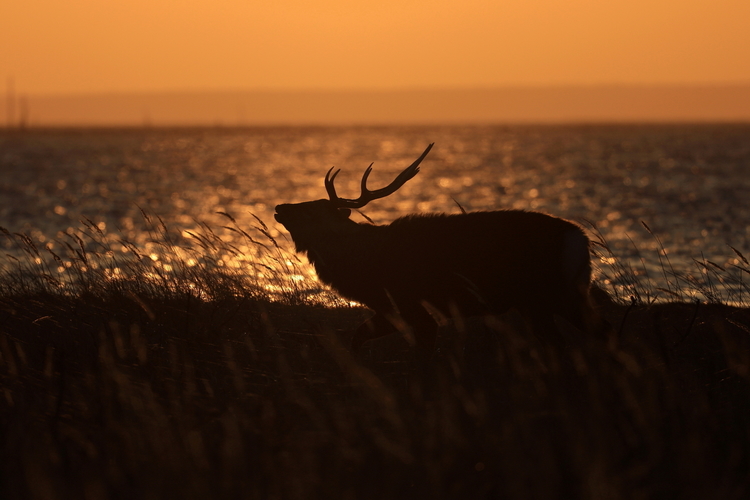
338 208 352 219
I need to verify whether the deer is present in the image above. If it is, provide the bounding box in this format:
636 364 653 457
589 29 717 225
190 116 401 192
274 143 600 353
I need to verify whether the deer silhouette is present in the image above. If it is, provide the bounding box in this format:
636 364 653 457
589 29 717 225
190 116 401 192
275 143 599 352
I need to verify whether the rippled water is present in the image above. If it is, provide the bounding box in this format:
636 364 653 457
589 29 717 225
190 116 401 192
2 125 750 300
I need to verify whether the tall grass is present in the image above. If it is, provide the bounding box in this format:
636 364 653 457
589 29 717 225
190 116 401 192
587 220 750 307
2 214 750 499
0 210 340 305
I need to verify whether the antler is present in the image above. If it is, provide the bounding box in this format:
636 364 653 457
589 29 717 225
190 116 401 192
325 143 434 209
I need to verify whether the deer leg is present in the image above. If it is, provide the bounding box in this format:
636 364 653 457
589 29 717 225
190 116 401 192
555 228 610 335
398 305 442 352
350 314 396 353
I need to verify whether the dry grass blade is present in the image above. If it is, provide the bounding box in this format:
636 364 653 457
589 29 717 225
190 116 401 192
217 211 237 223
251 213 269 232
731 245 749 266
356 210 375 224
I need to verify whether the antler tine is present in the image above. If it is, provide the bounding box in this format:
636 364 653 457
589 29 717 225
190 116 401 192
326 143 434 209
324 167 341 201
359 163 375 194
358 143 434 203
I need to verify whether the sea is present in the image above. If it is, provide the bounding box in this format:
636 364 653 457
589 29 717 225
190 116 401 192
1 124 750 302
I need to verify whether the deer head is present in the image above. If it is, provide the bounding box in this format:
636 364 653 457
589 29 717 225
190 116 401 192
274 144 434 252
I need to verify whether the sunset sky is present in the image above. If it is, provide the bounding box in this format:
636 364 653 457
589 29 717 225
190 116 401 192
3 0 750 96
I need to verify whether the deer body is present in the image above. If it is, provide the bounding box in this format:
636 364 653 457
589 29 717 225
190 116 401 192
274 144 596 351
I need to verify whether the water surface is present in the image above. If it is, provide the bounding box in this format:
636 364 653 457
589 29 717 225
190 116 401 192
2 125 749 301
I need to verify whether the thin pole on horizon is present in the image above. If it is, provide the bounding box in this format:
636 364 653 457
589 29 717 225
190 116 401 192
6 77 15 129
18 95 29 129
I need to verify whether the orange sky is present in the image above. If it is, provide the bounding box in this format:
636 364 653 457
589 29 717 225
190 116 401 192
2 0 750 95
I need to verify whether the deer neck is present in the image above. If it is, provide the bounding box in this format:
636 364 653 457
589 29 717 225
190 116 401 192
305 221 383 275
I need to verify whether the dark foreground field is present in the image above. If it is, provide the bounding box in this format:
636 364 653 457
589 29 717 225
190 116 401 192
2 219 750 499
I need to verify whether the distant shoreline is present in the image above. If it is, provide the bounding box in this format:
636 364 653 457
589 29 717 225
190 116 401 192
6 84 750 127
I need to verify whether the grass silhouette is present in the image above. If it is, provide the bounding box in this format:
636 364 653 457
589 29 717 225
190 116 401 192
1 213 750 499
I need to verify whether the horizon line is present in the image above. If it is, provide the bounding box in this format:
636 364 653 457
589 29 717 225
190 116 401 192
22 81 750 98
7 84 750 127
